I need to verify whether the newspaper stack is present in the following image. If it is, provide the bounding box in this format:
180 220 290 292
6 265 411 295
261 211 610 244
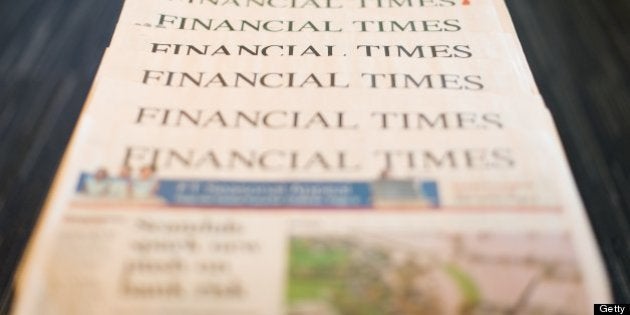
12 1 611 314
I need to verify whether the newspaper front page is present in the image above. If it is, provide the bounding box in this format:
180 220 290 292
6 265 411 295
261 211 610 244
12 0 611 314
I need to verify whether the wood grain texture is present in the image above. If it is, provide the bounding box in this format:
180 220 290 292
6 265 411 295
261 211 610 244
0 1 123 312
0 0 628 312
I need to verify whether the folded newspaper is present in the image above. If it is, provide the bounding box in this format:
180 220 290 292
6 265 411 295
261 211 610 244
12 1 611 314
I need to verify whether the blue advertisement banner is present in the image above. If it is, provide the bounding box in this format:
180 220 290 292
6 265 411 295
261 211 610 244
76 173 439 209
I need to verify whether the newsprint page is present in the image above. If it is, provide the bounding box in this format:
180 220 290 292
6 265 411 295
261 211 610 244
12 0 612 314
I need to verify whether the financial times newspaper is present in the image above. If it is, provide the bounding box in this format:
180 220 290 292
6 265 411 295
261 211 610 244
12 1 611 314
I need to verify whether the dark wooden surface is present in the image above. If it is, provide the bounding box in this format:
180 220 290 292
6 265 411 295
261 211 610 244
506 0 630 303
0 0 628 312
